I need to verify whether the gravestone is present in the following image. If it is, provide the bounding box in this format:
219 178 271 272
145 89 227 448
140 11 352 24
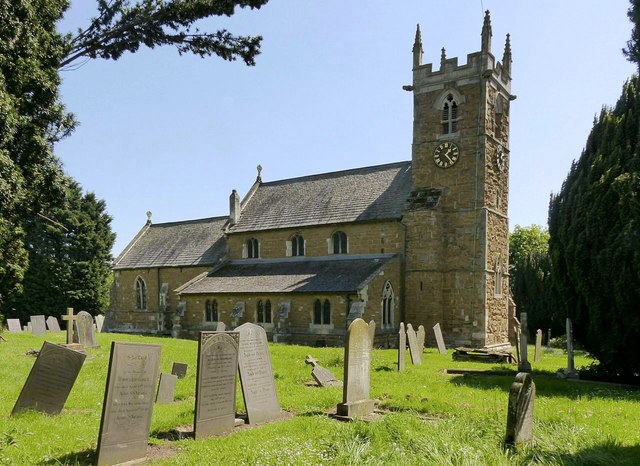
27 322 32 332
95 314 105 333
518 313 531 372
505 372 535 446
433 323 447 355
563 318 579 379
96 341 161 466
74 311 97 348
172 362 188 379
336 318 374 418
305 355 342 387
30 315 46 336
194 331 240 438
62 308 77 345
215 321 226 332
155 373 178 404
236 322 281 425
534 329 542 363
406 323 422 365
46 316 61 332
12 341 86 416
398 323 406 372
368 320 376 349
417 325 426 352
7 319 22 333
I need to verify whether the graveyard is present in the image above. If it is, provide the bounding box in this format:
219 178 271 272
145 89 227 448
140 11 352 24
0 327 638 465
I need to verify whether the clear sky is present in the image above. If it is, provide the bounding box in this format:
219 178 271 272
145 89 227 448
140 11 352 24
55 1 637 257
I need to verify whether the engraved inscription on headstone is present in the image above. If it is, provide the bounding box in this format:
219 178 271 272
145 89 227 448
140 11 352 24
74 311 98 348
416 325 426 352
505 372 535 446
433 323 447 355
368 320 376 349
336 318 374 418
11 341 86 416
194 332 239 438
96 342 161 466
171 362 188 379
46 316 61 332
398 322 406 372
236 322 281 425
305 355 342 387
30 315 46 336
534 329 542 363
406 323 422 365
7 318 22 333
155 373 178 404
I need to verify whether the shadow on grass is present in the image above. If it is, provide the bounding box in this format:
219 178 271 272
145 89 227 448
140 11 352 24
374 365 394 372
44 447 95 466
524 441 640 465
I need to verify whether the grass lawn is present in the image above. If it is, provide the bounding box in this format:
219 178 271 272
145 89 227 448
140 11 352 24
1 331 639 465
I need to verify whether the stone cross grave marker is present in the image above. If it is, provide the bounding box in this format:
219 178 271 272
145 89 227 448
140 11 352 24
305 355 342 387
505 372 535 446
172 362 188 379
534 329 542 363
563 318 579 379
46 316 61 332
215 321 226 331
96 341 161 466
74 311 97 348
368 320 376 349
518 313 531 372
194 331 240 438
398 322 406 372
11 341 86 416
433 323 447 355
95 314 105 333
30 315 47 336
417 325 426 352
406 323 422 365
155 373 178 404
336 318 375 418
62 308 77 344
7 318 22 333
236 322 281 425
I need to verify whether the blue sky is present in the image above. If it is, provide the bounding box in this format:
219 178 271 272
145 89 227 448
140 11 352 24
56 1 637 256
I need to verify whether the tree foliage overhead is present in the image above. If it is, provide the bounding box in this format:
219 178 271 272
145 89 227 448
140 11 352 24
548 76 640 378
60 0 269 69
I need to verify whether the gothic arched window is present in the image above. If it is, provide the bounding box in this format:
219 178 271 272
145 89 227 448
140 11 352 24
332 231 348 254
382 281 394 325
205 299 218 322
257 299 272 323
135 277 147 310
314 299 331 325
246 238 259 258
292 234 305 256
442 94 459 135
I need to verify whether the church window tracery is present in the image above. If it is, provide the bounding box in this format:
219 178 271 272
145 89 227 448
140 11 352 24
441 94 459 135
135 276 147 310
332 231 348 254
382 281 394 326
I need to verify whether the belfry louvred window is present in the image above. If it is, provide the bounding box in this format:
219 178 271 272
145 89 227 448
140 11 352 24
442 94 459 134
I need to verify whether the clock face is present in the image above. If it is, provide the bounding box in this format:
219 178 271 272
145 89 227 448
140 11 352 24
495 146 506 172
433 142 460 168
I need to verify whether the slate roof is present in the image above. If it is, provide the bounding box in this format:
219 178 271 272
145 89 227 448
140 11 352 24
113 216 228 269
176 254 398 295
230 161 412 232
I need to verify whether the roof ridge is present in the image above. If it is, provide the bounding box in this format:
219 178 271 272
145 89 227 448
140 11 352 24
150 215 228 228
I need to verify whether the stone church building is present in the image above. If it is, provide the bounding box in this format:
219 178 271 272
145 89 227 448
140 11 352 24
109 12 514 348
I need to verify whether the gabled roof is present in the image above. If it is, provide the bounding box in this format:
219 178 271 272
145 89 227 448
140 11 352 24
113 216 228 269
176 254 398 295
229 161 412 233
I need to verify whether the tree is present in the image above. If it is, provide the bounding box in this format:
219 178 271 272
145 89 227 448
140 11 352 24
509 225 558 338
548 76 640 378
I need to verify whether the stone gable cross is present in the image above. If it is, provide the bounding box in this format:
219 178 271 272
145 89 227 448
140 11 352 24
62 307 77 344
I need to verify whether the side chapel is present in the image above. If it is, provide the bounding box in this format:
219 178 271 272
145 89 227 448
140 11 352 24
109 12 515 348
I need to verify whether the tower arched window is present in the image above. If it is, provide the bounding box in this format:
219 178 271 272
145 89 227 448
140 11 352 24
381 281 394 326
332 231 348 254
135 277 147 310
292 234 305 256
442 94 459 135
246 238 259 258
314 299 331 325
205 299 218 322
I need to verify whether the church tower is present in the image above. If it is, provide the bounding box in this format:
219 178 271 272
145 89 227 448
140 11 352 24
403 11 513 347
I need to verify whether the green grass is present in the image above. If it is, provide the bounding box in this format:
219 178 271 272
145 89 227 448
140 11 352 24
1 331 639 465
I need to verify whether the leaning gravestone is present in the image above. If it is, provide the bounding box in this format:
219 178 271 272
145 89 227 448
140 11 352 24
7 319 22 333
30 315 47 336
534 329 542 363
96 342 161 466
336 318 375 418
215 321 226 332
11 341 86 416
155 373 178 404
406 323 422 365
236 322 281 425
74 311 98 348
46 316 61 332
433 323 447 355
398 322 406 372
171 362 188 379
505 372 535 446
305 355 342 387
416 325 426 352
95 314 105 333
368 320 376 349
194 331 240 438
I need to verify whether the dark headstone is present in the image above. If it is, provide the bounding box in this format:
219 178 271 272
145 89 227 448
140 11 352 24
74 311 97 348
236 322 281 425
96 342 161 466
406 323 422 365
11 341 86 415
155 373 178 404
46 316 61 332
305 355 342 387
433 323 447 355
7 319 22 333
30 315 46 336
505 372 535 446
171 362 188 379
194 332 240 438
398 322 406 372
